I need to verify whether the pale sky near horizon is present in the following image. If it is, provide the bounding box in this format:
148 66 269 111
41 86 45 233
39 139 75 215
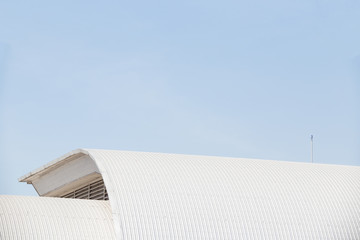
1 0 359 196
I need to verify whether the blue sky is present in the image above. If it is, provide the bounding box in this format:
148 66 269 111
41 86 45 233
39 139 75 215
1 0 359 196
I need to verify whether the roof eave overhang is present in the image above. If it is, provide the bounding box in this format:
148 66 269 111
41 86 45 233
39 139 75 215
18 149 89 183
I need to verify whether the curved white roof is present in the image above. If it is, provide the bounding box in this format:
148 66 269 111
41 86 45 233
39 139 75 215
20 149 360 239
0 195 115 239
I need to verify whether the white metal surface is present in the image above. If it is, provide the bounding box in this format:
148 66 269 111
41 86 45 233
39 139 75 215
20 154 100 197
20 149 360 239
0 195 115 239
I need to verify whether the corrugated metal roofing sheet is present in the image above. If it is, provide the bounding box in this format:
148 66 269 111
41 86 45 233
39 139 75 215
19 149 360 239
0 195 115 239
87 149 360 239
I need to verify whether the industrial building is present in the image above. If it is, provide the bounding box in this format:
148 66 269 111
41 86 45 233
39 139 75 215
1 149 360 239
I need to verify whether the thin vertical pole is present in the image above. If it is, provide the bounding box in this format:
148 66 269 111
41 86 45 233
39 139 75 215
311 134 314 163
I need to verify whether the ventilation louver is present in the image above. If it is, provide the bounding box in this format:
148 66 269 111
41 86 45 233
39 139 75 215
61 179 109 200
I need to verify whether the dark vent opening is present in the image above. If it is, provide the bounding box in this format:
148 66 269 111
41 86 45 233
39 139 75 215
61 179 109 200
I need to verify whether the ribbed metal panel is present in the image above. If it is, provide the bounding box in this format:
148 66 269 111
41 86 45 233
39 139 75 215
84 149 360 239
0 195 115 239
61 179 109 200
16 149 360 239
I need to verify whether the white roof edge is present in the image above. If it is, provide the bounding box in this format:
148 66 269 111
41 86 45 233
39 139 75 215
19 148 359 183
18 148 91 182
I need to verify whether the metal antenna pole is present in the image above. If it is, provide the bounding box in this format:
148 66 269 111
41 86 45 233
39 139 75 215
311 135 314 163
